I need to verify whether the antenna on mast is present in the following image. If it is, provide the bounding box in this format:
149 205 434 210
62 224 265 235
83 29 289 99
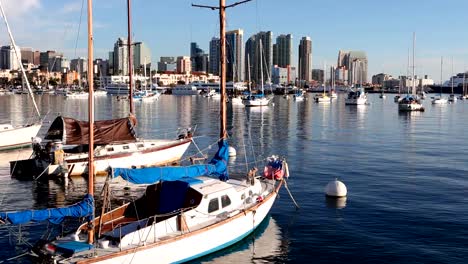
192 0 252 139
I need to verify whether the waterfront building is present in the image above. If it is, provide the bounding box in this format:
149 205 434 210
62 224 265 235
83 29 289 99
95 59 109 77
33 51 40 65
272 65 297 85
245 31 273 84
0 45 21 70
49 55 69 73
70 57 88 74
337 50 368 85
298 36 312 83
112 37 129 76
190 42 208 73
335 66 348 84
209 37 220 76
176 56 191 74
20 47 33 64
158 57 176 72
40 50 61 71
153 72 220 86
273 34 293 68
133 42 151 74
226 29 243 82
312 69 324 83
372 73 392 86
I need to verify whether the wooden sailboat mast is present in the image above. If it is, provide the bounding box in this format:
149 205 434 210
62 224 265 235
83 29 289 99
192 0 252 139
219 0 227 139
127 0 134 114
86 0 95 244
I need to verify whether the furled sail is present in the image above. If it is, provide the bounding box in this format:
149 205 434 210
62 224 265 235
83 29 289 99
44 115 137 145
0 194 94 225
113 140 229 183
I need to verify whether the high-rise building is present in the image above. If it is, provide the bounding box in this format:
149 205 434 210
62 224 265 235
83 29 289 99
33 51 40 65
71 57 88 74
273 34 292 68
113 37 128 76
0 45 21 70
190 42 208 73
49 56 69 72
20 47 33 64
133 42 151 74
336 50 368 85
226 29 243 82
40 50 60 71
209 37 220 76
298 36 312 82
176 56 191 74
245 31 273 84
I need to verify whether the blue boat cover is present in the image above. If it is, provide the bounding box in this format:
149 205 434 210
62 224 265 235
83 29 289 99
113 140 229 183
0 194 94 225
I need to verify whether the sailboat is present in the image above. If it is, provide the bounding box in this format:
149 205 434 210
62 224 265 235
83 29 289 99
398 32 424 112
133 58 160 102
9 0 192 179
328 66 338 99
432 57 448 105
315 63 331 103
0 1 289 263
345 62 368 105
0 2 42 151
243 39 272 107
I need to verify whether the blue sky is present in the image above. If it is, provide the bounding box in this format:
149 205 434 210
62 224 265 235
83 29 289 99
1 0 468 82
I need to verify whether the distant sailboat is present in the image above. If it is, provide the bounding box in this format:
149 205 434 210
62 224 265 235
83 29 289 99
398 32 424 112
448 57 457 103
243 39 272 107
432 57 448 105
315 63 331 103
0 1 42 151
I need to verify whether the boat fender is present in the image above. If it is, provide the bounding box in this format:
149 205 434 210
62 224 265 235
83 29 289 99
256 196 263 203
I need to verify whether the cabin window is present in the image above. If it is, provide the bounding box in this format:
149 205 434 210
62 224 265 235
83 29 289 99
221 195 231 208
107 147 114 152
123 145 130 150
241 194 245 200
208 198 219 213
137 144 144 148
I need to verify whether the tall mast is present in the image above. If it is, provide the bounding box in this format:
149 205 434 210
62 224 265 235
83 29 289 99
451 57 454 95
192 0 252 139
440 57 443 96
86 0 95 244
127 0 134 114
0 0 41 119
259 39 264 95
247 54 251 93
412 32 416 95
219 0 227 139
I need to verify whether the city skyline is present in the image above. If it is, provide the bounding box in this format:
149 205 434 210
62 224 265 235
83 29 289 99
0 0 467 81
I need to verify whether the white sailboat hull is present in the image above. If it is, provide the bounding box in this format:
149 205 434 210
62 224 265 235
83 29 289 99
398 102 424 111
0 124 41 150
48 139 192 176
75 186 278 264
432 98 448 104
243 97 271 107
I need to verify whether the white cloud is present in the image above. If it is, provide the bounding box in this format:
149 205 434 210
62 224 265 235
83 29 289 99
60 1 83 14
1 0 41 17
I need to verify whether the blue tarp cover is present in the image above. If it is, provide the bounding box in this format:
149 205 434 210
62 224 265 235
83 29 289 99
113 140 229 183
0 194 94 225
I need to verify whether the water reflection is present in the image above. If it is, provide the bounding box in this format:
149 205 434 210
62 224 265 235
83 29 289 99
325 196 347 209
196 216 285 264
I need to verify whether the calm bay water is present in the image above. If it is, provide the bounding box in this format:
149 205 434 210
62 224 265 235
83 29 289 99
0 93 467 263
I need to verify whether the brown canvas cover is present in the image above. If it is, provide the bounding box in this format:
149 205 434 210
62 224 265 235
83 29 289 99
44 115 137 145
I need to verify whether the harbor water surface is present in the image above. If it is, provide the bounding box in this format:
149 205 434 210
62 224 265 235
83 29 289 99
0 93 467 263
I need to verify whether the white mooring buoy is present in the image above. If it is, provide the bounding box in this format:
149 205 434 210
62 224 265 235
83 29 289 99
228 146 237 157
325 179 347 198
